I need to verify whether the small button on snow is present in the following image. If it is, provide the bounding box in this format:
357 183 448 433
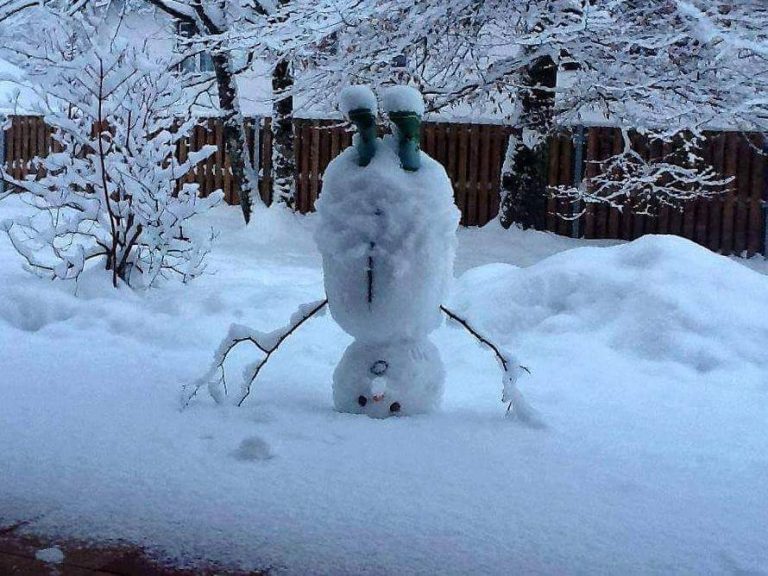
370 360 388 376
389 402 401 413
358 395 368 407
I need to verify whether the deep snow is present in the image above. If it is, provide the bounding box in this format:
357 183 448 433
1 197 767 575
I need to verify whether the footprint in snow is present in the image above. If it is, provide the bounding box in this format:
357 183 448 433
232 436 274 462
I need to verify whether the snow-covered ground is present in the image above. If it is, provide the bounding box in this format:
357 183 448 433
1 196 767 575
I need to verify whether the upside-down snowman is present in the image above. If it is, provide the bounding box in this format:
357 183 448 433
189 84 532 422
315 85 460 417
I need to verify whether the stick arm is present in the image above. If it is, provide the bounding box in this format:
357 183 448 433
440 305 538 423
182 299 328 409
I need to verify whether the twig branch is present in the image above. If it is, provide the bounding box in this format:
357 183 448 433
440 305 516 374
182 299 328 409
440 305 534 421
237 299 328 406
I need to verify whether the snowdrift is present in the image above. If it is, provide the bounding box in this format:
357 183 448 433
452 234 768 376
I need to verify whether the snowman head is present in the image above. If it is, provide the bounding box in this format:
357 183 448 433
333 340 445 418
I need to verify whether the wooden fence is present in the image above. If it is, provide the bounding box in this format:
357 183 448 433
2 115 766 255
293 118 509 226
1 115 274 206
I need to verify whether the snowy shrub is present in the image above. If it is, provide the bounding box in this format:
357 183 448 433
0 13 222 288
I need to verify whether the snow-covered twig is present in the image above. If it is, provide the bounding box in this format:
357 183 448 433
440 305 539 424
182 299 328 409
552 132 732 216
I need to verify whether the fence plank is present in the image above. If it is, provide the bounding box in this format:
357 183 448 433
477 125 492 225
423 123 435 161
466 125 480 226
556 133 572 237
489 125 505 220
309 121 321 210
582 128 599 238
34 117 45 177
446 124 458 216
299 122 312 213
694 135 712 246
546 134 560 232
177 129 188 193
609 129 624 239
207 120 217 196
707 133 725 252
733 134 751 254
647 137 667 235
433 122 446 170
213 121 224 198
631 131 648 239
456 124 469 225
19 116 28 180
662 140 682 238
6 119 15 178
595 128 612 238
681 138 698 242
721 132 738 254
746 135 765 256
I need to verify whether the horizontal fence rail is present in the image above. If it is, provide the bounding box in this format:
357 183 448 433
2 115 766 255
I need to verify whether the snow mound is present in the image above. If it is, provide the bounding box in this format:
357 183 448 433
382 85 425 116
0 286 78 332
452 234 768 374
339 85 377 116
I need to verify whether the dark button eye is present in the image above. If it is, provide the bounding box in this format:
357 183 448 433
357 395 367 407
389 402 401 413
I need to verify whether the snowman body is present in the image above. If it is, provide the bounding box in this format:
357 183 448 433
316 134 460 417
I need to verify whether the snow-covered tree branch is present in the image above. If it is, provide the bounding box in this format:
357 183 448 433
552 130 733 216
260 0 767 226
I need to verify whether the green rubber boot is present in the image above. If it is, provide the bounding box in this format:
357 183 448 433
388 111 421 172
347 108 378 167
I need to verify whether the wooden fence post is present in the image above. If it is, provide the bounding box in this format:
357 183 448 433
571 125 586 238
0 114 5 195
763 134 768 256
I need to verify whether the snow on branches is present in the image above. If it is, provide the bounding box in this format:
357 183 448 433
183 299 328 408
264 0 767 216
0 10 222 288
552 131 732 217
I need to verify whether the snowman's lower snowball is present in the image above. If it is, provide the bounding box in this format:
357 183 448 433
333 338 444 417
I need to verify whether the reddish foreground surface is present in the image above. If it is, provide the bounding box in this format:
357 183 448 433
0 519 263 576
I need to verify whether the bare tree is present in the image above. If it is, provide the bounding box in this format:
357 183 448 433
142 0 262 223
143 0 301 216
